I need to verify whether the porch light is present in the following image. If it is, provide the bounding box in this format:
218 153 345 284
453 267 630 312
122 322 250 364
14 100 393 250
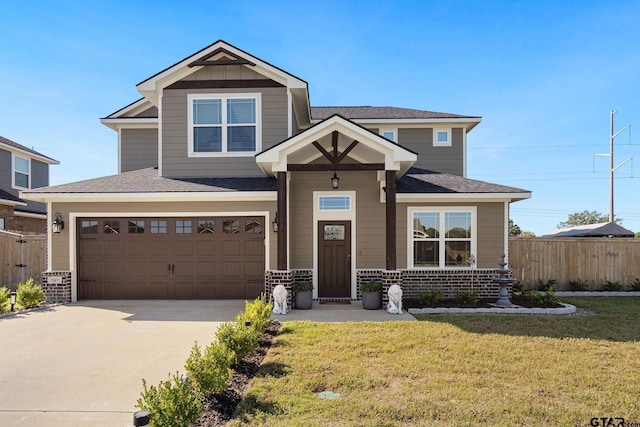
272 213 278 233
331 172 340 189
9 291 16 312
52 213 64 234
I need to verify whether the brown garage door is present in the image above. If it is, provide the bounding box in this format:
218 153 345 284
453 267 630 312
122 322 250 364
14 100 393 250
78 216 265 299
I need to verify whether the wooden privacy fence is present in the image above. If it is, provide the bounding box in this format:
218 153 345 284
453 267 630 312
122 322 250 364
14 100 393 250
0 230 46 289
509 237 640 290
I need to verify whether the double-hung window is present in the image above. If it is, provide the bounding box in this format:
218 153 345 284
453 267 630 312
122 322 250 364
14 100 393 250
13 155 30 189
410 207 475 268
188 93 261 156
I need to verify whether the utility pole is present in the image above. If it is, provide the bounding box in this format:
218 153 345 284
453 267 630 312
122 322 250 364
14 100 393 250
605 110 632 222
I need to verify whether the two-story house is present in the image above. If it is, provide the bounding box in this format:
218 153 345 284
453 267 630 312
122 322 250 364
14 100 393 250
23 40 530 303
1 136 58 233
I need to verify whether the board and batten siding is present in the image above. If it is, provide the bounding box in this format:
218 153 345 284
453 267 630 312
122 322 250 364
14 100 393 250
49 200 277 271
398 128 464 176
120 128 159 172
397 201 505 269
161 86 288 178
289 170 386 269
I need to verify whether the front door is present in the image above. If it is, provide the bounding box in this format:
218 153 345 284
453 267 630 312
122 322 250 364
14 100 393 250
318 221 351 298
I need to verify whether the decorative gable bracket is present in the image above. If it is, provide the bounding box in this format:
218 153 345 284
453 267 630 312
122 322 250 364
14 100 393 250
188 47 256 67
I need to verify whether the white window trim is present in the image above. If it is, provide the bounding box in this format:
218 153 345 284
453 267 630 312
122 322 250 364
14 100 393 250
433 128 452 147
379 128 397 142
187 93 262 157
407 206 477 269
12 154 31 190
0 218 4 230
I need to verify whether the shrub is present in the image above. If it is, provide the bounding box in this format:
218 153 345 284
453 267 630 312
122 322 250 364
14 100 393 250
568 279 589 291
136 372 202 427
419 290 445 307
630 278 640 291
537 279 557 292
454 290 478 305
522 287 559 307
291 282 313 292
185 341 234 395
236 294 273 334
361 282 382 293
17 278 45 309
602 280 624 291
216 321 259 364
0 286 10 313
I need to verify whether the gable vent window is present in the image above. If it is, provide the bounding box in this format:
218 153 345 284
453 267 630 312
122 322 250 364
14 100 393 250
433 129 451 147
13 155 30 189
188 93 261 157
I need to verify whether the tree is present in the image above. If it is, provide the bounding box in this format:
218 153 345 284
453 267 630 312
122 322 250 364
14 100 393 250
508 219 522 236
557 210 619 229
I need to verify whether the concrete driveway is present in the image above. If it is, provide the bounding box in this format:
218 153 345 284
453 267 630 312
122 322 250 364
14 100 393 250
0 300 246 427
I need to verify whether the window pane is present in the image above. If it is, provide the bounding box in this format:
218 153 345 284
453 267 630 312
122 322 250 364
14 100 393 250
382 131 395 141
413 212 439 238
437 131 449 143
128 220 145 234
319 196 350 210
223 219 239 234
414 241 439 267
193 99 221 124
445 241 471 266
245 220 263 234
150 220 167 234
15 172 29 188
198 220 215 233
176 220 192 234
15 157 29 173
445 212 471 238
227 98 255 124
194 127 222 152
82 220 99 234
227 126 256 151
104 220 120 234
0 218 4 230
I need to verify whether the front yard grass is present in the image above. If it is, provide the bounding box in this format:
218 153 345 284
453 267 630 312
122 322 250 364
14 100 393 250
230 298 640 426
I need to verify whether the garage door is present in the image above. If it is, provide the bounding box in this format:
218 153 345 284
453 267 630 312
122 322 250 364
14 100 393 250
78 216 265 299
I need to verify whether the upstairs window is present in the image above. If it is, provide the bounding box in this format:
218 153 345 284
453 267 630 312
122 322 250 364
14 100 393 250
13 155 30 189
379 128 397 142
433 128 451 147
188 93 261 156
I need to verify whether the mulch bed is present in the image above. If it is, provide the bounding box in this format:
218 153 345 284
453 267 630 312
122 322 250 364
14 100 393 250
403 297 564 309
192 321 281 427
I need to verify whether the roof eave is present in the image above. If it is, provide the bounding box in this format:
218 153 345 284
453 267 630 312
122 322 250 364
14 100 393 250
397 192 531 202
20 191 278 204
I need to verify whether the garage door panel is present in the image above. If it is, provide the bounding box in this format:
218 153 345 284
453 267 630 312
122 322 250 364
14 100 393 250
78 216 264 299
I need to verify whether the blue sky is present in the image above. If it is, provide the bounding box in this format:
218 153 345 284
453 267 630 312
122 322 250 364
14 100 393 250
1 0 639 235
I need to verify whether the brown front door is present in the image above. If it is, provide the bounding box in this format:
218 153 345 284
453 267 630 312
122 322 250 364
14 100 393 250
318 221 351 298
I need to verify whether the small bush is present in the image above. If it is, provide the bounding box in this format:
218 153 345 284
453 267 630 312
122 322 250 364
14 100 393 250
419 290 445 307
291 282 313 292
630 278 640 291
602 280 624 291
522 287 559 306
537 279 557 292
17 278 45 309
454 290 478 305
0 286 10 313
568 279 589 291
361 281 382 293
185 341 234 395
136 372 202 427
236 294 273 334
216 321 259 364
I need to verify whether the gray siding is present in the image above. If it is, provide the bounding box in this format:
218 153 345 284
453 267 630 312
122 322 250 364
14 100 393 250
161 87 288 178
0 149 11 194
398 128 464 175
184 65 264 81
0 149 47 214
121 128 158 172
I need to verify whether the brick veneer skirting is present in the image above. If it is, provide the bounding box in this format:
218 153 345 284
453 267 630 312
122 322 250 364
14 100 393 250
42 271 72 303
265 269 313 306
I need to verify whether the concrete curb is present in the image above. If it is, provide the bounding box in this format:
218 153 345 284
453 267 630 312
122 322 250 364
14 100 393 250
555 291 640 297
408 303 576 315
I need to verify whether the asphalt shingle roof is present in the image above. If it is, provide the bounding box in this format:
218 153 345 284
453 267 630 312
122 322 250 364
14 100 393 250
0 136 57 163
0 188 23 203
311 106 480 121
397 167 529 194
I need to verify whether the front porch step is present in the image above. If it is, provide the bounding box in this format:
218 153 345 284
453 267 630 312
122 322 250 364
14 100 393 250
317 298 352 305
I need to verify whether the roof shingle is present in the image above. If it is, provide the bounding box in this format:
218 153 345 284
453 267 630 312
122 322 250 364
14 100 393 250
311 106 480 121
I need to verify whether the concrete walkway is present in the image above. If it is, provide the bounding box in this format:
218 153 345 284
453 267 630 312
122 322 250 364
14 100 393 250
0 300 245 427
0 299 412 427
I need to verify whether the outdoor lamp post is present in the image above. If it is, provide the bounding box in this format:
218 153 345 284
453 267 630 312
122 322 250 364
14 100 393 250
9 291 17 312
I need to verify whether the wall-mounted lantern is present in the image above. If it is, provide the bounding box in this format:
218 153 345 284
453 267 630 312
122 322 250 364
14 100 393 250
331 172 340 189
272 213 278 233
52 213 65 234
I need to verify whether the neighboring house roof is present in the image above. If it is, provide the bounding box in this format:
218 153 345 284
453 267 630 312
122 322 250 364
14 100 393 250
541 222 635 238
0 135 59 165
397 167 530 201
0 188 26 206
311 106 480 120
22 168 277 202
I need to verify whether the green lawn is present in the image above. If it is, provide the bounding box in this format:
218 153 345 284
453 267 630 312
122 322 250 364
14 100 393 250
230 298 640 426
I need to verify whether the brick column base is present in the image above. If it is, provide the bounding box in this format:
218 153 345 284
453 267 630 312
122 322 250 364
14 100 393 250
42 271 72 303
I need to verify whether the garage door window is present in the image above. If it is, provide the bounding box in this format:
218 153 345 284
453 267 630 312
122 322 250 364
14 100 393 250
224 219 240 234
129 220 145 234
246 219 263 234
198 220 215 233
82 220 99 234
176 220 192 234
150 220 167 234
104 220 120 234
